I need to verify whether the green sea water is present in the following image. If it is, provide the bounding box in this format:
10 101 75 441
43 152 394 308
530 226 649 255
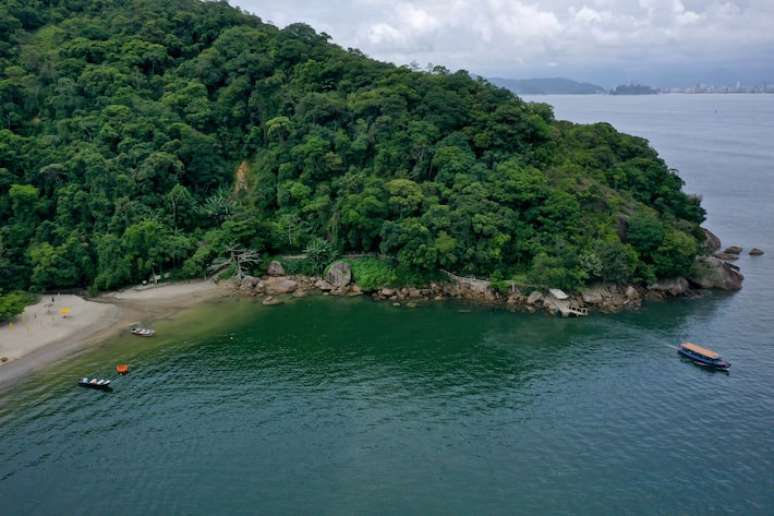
1 94 773 515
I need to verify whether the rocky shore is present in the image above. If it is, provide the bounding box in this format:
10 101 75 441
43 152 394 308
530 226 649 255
236 229 750 317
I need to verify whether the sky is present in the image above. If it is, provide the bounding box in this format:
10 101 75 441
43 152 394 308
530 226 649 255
230 0 774 88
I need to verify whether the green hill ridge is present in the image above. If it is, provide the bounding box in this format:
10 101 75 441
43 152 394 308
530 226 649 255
0 0 707 296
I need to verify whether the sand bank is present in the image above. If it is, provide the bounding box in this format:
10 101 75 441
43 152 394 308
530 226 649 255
0 280 230 389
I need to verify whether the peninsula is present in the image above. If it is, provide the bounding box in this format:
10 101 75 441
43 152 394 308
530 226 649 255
0 0 743 330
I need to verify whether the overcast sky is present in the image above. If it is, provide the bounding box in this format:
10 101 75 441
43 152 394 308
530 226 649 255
230 0 774 87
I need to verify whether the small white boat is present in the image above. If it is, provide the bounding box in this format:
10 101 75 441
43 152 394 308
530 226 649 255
78 377 112 390
130 327 155 337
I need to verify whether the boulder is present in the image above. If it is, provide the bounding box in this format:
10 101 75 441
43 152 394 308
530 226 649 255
648 277 690 297
526 291 544 306
264 277 298 295
262 296 282 306
240 275 260 290
689 256 744 290
314 279 334 291
714 252 739 262
701 227 722 254
723 245 743 255
381 288 396 298
267 260 285 276
749 248 765 256
581 286 606 305
407 288 422 299
548 288 569 300
625 286 640 302
325 261 352 288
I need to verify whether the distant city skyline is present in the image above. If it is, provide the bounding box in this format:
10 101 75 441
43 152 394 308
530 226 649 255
231 0 774 88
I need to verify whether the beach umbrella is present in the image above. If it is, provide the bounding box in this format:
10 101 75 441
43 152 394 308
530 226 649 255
59 307 71 318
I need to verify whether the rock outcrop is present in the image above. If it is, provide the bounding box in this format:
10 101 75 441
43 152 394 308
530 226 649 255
749 248 764 256
702 227 722 254
267 260 285 276
714 252 739 261
325 261 352 288
648 277 690 297
689 256 744 290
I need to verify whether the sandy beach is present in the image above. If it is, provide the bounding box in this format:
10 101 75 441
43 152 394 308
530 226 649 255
0 280 230 389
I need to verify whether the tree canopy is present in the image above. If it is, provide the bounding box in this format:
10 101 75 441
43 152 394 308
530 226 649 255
0 0 707 293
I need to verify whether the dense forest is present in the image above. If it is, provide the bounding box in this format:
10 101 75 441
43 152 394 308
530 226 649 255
0 0 707 307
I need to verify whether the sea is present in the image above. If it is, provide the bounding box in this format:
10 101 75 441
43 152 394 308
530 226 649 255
1 94 772 515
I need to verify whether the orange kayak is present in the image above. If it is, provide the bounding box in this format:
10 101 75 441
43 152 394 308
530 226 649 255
116 364 129 375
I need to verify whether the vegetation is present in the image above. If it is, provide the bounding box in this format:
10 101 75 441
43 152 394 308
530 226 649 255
491 77 606 95
611 84 659 95
0 291 35 322
0 0 707 294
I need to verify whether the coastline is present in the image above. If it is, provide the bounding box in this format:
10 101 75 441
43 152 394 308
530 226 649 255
0 280 231 391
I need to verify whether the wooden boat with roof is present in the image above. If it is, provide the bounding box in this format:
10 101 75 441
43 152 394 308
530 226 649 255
678 342 730 370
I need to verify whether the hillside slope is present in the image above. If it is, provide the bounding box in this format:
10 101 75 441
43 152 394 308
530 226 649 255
0 0 706 293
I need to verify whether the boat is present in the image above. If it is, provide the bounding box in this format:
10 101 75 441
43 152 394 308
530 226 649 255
678 342 731 370
130 327 155 337
116 364 129 375
78 377 112 390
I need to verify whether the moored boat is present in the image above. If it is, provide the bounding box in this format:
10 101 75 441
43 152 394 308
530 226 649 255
78 378 112 390
130 327 155 337
678 342 731 370
116 364 129 375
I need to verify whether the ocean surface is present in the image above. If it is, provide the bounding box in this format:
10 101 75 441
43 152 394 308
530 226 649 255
1 94 773 515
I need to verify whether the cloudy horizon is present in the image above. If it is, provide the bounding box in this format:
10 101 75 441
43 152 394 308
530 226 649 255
230 0 774 88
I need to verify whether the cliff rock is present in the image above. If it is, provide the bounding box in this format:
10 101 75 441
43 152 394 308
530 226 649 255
689 256 744 290
648 278 690 296
701 227 722 254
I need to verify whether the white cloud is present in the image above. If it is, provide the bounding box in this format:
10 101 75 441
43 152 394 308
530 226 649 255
233 0 774 84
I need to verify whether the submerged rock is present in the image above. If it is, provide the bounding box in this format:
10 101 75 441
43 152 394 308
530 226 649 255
749 248 765 256
325 261 352 288
689 256 744 290
267 260 285 276
723 245 743 255
262 296 282 306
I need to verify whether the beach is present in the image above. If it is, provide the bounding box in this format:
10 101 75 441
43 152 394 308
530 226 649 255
0 280 230 389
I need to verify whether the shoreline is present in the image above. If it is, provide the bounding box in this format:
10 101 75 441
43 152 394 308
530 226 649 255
0 280 231 391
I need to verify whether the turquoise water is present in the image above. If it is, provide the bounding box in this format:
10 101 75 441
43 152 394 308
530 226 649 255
2 95 774 515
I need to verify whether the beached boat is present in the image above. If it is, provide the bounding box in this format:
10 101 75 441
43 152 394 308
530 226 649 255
678 342 731 370
78 378 112 390
130 327 155 337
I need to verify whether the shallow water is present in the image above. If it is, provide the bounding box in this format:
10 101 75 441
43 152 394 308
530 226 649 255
1 95 773 515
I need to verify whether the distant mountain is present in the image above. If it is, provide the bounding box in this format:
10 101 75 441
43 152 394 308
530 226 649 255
610 84 659 95
490 77 606 95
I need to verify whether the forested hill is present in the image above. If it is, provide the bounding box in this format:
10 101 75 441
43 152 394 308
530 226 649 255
0 0 707 295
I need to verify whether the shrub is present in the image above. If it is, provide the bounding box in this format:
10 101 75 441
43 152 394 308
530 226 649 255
0 291 35 323
348 257 398 291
